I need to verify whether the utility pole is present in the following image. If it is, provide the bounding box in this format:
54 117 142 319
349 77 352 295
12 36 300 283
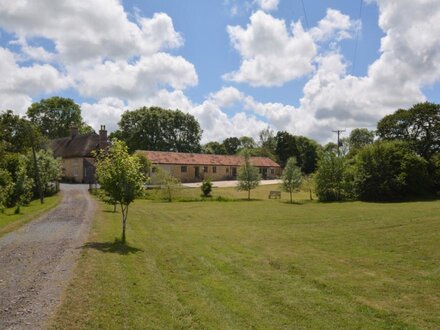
332 129 346 156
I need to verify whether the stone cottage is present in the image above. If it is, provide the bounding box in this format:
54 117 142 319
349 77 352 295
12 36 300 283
51 125 108 183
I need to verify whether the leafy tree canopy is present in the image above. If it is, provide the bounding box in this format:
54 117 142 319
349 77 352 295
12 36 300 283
202 141 227 154
27 96 92 139
0 110 45 153
281 157 302 203
348 128 374 154
275 131 320 173
377 102 440 161
354 141 431 201
96 139 147 243
236 149 261 200
223 137 241 155
315 151 348 201
111 106 202 153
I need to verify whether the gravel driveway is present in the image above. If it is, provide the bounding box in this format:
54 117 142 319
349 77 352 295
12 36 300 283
0 184 95 329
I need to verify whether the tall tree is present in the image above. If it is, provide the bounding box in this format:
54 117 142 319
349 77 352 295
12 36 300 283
95 140 147 244
348 128 374 154
281 157 302 203
236 150 261 200
259 127 276 151
377 102 440 161
239 136 257 150
111 106 202 153
274 131 320 173
0 110 45 153
27 97 92 139
202 141 227 154
275 131 296 167
223 137 241 155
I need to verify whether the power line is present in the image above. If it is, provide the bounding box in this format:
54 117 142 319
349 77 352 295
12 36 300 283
300 0 309 29
352 0 364 75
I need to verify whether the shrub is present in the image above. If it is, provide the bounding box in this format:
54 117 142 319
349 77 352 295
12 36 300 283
201 179 213 197
354 141 430 201
315 151 348 201
0 169 13 213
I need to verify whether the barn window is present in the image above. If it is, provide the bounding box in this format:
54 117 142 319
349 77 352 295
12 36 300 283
181 166 187 173
213 166 217 173
204 166 208 173
271 168 275 174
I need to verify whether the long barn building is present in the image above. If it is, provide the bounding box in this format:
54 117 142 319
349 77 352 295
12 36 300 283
137 150 281 183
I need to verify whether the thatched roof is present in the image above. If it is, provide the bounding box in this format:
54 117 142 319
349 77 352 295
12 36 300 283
51 133 100 158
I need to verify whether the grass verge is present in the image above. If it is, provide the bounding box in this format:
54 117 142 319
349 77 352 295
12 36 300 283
0 194 61 238
51 187 440 329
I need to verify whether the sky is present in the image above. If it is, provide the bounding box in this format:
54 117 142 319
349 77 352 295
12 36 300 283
0 0 439 144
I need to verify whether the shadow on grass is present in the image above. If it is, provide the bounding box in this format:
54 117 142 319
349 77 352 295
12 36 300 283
82 239 142 255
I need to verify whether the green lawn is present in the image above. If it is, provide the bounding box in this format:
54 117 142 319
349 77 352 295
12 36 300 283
0 194 61 238
51 185 440 329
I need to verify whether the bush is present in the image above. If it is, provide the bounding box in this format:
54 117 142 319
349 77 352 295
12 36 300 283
315 151 350 201
0 169 13 212
354 141 430 201
201 179 213 197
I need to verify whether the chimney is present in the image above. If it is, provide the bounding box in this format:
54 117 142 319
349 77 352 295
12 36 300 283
99 125 108 149
70 123 78 138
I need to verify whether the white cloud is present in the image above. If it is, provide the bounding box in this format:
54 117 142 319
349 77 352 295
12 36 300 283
81 97 127 133
75 53 197 100
254 0 279 12
224 10 316 87
0 47 71 114
310 9 358 41
0 0 198 120
0 0 182 63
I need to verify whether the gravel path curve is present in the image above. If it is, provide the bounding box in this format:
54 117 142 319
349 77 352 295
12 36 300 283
0 185 95 329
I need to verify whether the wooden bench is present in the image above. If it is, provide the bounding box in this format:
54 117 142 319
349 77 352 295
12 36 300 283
268 190 281 199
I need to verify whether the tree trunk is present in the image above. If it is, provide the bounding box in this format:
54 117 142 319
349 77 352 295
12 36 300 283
309 189 313 200
121 204 128 244
113 203 117 213
248 189 250 201
290 190 293 204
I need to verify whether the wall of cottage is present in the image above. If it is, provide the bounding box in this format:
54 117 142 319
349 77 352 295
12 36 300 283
62 158 84 183
150 163 280 183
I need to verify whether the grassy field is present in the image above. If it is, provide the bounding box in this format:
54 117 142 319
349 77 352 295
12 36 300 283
52 185 440 329
0 194 61 238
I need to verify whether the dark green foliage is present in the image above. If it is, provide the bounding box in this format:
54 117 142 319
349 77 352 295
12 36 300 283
223 137 241 155
202 141 227 154
27 97 90 139
0 110 46 153
377 102 440 161
0 169 13 212
239 136 257 149
354 141 430 201
275 131 320 173
201 179 213 197
315 151 348 201
111 106 202 153
348 128 374 156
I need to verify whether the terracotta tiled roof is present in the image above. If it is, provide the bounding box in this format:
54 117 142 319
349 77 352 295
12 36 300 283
137 150 280 167
51 133 100 158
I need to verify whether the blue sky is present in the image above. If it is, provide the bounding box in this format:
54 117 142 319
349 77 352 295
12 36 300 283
0 0 439 143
